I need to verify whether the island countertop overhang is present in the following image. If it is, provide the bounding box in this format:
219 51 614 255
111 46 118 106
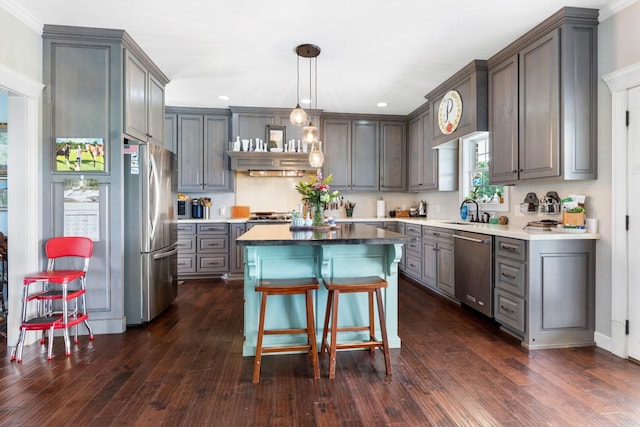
236 223 417 246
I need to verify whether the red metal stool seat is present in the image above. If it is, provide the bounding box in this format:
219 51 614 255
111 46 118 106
11 237 94 362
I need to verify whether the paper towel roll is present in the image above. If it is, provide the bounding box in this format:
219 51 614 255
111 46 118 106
376 199 386 218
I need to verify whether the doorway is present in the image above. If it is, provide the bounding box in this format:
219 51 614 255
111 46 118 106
0 67 43 346
605 62 640 360
0 91 7 336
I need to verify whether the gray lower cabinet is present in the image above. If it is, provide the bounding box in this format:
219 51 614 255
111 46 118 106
178 223 229 278
169 107 233 192
494 236 596 349
488 8 598 184
421 226 455 297
400 224 422 280
395 222 406 271
229 223 247 275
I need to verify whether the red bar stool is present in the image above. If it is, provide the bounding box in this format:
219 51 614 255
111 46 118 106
253 277 320 383
321 275 391 379
11 236 94 362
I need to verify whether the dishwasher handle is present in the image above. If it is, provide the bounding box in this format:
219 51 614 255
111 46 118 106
452 234 491 244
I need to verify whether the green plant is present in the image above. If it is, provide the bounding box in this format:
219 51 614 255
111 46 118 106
295 170 340 208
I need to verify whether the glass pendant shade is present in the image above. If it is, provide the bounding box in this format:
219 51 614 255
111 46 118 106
309 143 324 168
302 122 319 145
290 104 308 126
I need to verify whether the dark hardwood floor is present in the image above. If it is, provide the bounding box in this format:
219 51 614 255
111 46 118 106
1 277 639 426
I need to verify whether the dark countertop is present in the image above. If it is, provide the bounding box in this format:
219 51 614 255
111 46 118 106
236 223 417 246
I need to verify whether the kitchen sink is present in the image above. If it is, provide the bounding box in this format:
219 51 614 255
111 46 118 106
444 221 473 225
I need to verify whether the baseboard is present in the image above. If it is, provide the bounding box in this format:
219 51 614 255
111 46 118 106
594 331 613 353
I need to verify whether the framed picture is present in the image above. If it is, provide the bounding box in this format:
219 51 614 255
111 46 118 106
55 137 105 172
0 123 7 176
266 125 286 152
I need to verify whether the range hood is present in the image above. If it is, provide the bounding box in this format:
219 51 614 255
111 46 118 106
228 151 315 174
248 170 305 177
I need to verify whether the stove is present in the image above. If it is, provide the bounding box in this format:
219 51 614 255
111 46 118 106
247 211 292 224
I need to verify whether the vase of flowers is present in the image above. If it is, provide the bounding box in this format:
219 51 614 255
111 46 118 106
295 170 340 227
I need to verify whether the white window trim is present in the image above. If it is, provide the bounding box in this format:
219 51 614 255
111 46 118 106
460 132 509 213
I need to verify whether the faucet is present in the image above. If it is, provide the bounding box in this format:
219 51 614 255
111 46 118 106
460 199 480 222
482 212 491 223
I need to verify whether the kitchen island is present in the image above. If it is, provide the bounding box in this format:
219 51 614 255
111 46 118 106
236 223 416 357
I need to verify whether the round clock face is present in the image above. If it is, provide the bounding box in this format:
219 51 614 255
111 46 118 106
438 90 463 135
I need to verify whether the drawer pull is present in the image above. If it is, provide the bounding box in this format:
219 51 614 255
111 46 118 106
500 243 519 252
500 305 516 315
501 272 517 280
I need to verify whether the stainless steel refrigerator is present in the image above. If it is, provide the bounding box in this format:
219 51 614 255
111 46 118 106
123 141 178 325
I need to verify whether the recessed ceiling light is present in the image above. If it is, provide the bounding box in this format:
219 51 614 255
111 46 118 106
301 98 311 105
377 102 388 108
219 95 230 101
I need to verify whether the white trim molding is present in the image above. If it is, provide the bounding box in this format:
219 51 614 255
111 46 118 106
603 61 640 358
0 0 42 34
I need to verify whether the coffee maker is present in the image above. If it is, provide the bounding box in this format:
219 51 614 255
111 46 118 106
418 200 427 217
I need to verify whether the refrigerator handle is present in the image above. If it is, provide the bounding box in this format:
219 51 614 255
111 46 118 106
148 152 159 240
153 242 178 260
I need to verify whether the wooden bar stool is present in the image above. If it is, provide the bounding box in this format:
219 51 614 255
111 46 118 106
321 276 391 379
253 277 320 383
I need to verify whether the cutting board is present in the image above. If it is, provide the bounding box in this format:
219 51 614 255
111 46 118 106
527 220 559 228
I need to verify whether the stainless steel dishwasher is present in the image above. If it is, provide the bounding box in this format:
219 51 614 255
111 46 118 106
453 230 493 317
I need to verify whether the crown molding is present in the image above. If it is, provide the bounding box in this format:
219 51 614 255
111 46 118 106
0 0 43 34
599 0 638 21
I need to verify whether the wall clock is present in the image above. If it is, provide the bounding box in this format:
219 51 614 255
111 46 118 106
438 90 463 135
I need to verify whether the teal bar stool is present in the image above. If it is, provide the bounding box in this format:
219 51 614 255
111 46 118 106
253 277 320 383
321 276 391 379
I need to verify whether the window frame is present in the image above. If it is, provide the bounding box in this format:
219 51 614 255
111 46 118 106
460 132 509 212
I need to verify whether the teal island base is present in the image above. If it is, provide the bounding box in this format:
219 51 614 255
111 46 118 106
241 243 403 357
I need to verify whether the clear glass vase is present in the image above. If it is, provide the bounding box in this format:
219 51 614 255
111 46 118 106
312 204 324 227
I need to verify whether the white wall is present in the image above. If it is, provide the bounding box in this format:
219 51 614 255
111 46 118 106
0 2 43 345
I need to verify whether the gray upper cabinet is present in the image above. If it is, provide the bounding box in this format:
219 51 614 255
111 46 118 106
488 55 519 183
380 121 406 191
171 107 233 192
124 50 166 146
204 115 232 190
351 120 379 191
427 60 488 147
488 7 598 184
164 113 177 153
408 106 437 191
177 113 203 191
322 114 406 192
323 118 351 191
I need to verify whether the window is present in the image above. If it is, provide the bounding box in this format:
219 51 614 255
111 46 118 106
461 133 508 212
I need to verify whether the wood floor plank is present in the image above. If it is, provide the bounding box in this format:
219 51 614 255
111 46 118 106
1 277 640 426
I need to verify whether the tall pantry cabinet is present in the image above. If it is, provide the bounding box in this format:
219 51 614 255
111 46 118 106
41 25 169 334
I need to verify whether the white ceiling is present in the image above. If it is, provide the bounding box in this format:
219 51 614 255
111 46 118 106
12 0 613 115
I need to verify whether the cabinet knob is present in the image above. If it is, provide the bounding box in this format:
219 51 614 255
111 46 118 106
519 169 523 172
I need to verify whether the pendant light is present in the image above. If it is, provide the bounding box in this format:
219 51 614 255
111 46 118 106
292 44 322 167
308 141 324 168
289 50 307 126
